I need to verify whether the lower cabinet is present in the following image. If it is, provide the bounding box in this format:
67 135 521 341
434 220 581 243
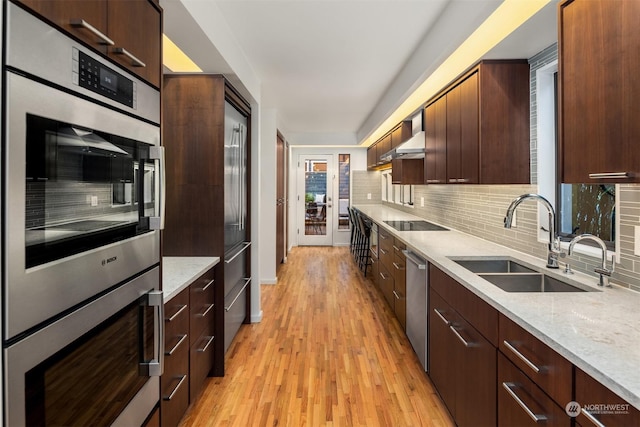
161 266 217 427
428 266 497 426
498 352 570 427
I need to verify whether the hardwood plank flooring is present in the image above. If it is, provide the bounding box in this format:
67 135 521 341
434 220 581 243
180 246 454 426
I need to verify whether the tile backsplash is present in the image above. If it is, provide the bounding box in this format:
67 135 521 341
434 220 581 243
353 43 640 293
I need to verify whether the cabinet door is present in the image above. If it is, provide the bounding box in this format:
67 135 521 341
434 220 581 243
575 368 640 427
458 73 479 184
17 0 109 54
377 134 392 163
429 289 458 417
446 83 462 183
424 97 447 184
498 353 570 427
391 121 411 149
378 262 395 310
559 0 640 183
392 240 406 329
367 144 378 170
108 0 162 88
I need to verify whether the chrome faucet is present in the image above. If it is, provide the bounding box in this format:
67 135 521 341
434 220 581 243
504 193 563 269
568 234 615 287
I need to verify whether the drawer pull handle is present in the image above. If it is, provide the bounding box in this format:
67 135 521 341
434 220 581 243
380 234 389 240
379 248 388 255
392 262 405 271
503 340 541 374
195 279 215 293
225 278 251 312
379 272 390 280
196 303 214 318
502 382 547 423
392 290 401 300
113 47 146 67
580 408 606 427
70 19 114 45
426 179 441 184
449 325 470 347
433 308 451 326
165 334 188 356
588 172 631 179
163 375 187 401
166 304 187 322
392 245 400 252
198 335 215 352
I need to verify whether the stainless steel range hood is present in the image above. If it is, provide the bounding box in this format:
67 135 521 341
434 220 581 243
380 112 426 162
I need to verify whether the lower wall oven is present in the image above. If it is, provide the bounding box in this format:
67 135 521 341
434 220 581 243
4 267 163 426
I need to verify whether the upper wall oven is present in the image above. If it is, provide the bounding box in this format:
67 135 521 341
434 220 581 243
3 3 164 340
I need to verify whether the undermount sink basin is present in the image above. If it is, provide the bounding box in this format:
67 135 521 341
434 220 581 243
454 259 535 274
479 273 587 293
451 257 598 293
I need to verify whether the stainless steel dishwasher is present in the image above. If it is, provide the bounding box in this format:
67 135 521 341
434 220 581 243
403 250 428 371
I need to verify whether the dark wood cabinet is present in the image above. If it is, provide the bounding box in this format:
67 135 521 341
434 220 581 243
391 158 423 184
428 265 497 426
575 368 640 427
378 228 395 308
391 239 406 329
425 95 447 184
425 60 529 185
391 121 412 149
498 352 570 427
16 0 162 88
367 143 379 170
558 0 640 183
189 267 216 402
161 288 190 427
163 75 251 377
377 133 392 160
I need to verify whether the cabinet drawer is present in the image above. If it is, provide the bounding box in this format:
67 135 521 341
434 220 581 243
165 288 189 340
378 262 395 309
161 343 189 427
190 268 215 339
498 352 570 427
190 330 215 401
379 228 394 254
575 367 640 427
430 265 498 346
499 313 572 406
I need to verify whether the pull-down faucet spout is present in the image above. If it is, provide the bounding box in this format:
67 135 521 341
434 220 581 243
504 194 562 269
568 234 614 287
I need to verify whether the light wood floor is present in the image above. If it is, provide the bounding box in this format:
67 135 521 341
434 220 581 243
180 246 454 426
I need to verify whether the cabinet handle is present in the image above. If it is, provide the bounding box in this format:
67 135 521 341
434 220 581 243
224 278 251 312
70 19 114 45
165 334 188 356
426 179 441 184
393 290 401 300
580 408 606 427
195 279 214 293
113 47 146 67
196 303 214 318
449 325 470 347
197 335 215 352
379 272 389 280
166 304 187 322
448 179 458 183
433 308 451 326
163 375 187 401
392 262 404 271
502 382 547 423
589 172 631 179
379 248 388 255
392 245 400 252
379 234 389 240
503 340 541 374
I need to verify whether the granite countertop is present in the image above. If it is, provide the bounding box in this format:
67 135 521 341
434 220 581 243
163 256 220 302
355 203 640 410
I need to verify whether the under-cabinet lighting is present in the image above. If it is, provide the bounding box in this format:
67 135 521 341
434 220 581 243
364 0 551 146
163 34 203 73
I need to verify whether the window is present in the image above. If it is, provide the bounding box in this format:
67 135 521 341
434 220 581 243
338 154 350 230
381 169 414 207
537 60 616 251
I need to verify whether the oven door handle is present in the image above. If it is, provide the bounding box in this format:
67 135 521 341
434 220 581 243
139 290 164 377
149 146 165 230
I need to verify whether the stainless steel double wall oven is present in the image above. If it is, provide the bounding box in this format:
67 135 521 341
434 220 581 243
3 3 164 425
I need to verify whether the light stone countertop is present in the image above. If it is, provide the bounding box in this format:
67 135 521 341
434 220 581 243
162 257 220 302
355 203 640 411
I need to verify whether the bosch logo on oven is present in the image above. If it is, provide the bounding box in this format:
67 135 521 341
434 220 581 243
102 256 118 266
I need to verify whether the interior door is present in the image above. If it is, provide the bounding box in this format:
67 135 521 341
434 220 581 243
276 132 286 267
297 154 333 246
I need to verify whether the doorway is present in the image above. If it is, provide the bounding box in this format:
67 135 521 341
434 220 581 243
297 154 333 246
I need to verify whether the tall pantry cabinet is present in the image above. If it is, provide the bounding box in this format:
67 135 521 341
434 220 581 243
162 75 252 377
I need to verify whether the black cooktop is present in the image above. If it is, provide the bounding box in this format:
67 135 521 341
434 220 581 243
383 220 448 232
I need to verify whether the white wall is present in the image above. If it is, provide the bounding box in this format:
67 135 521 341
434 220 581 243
288 147 367 251
259 108 278 286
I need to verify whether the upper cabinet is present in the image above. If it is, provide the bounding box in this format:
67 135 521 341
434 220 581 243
15 0 162 88
424 60 530 185
391 121 412 149
367 121 412 171
559 0 640 183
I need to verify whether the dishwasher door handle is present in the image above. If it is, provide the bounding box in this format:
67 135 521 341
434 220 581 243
402 250 426 269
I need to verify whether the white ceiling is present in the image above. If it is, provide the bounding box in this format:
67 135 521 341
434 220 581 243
162 0 558 145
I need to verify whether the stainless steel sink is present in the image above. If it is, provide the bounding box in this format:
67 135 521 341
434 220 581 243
479 273 586 293
451 256 598 293
454 259 535 274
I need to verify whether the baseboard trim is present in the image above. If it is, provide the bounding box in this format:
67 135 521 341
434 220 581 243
250 310 263 323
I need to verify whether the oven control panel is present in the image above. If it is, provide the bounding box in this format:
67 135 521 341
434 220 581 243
72 48 136 109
